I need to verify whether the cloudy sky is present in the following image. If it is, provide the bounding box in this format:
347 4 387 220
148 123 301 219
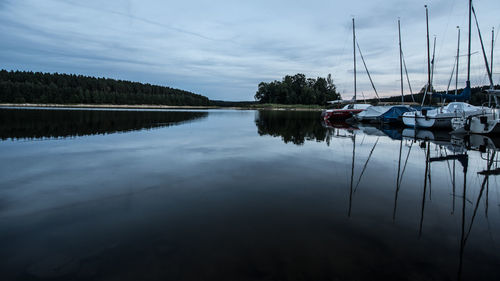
0 0 499 101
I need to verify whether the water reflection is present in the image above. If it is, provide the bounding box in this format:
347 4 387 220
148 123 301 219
257 110 500 280
255 110 328 145
0 108 208 140
0 109 499 280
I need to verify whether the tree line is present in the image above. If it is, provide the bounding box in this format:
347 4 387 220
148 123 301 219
254 74 341 105
0 70 210 106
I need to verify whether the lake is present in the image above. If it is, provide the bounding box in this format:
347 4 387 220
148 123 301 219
0 107 499 281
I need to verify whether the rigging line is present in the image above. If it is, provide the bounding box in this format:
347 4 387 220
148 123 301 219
354 137 380 193
355 40 380 102
401 50 415 102
361 92 367 103
436 0 458 62
398 142 413 187
446 57 457 95
444 149 454 189
393 139 404 222
443 56 458 104
360 134 367 146
333 25 352 71
430 36 437 94
472 4 494 87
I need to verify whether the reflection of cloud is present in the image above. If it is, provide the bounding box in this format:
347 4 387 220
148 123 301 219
0 0 499 101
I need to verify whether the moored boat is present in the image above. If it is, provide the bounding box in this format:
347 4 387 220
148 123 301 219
450 23 499 135
322 103 371 121
451 105 500 134
403 102 485 129
355 104 413 124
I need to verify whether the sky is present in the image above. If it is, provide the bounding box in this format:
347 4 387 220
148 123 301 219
0 0 499 101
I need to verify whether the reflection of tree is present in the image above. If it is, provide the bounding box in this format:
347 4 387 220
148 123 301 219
255 110 328 145
0 109 208 140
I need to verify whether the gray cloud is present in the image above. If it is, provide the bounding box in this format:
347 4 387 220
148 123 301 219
0 0 499 101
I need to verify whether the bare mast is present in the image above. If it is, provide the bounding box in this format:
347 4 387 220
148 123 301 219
399 18 404 104
491 27 494 86
467 0 471 84
426 5 431 100
455 26 460 95
353 18 357 102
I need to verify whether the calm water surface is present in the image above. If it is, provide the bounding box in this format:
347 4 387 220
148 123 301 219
0 108 499 281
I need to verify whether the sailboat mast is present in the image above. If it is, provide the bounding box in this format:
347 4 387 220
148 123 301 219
490 27 494 106
426 5 431 96
467 0 472 83
492 27 494 82
456 26 460 95
353 18 357 101
399 18 404 104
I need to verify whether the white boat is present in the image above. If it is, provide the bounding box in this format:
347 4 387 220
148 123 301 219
450 20 499 135
451 105 500 134
403 102 485 129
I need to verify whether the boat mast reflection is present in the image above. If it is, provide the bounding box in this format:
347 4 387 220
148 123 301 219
458 149 495 280
401 128 500 280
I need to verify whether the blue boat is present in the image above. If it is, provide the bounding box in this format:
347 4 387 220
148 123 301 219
380 105 413 124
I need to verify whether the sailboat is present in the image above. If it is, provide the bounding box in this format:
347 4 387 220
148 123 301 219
402 3 485 129
354 19 413 124
323 18 371 121
452 23 500 134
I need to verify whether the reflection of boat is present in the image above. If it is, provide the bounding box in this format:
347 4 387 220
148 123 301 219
356 123 403 140
402 128 451 143
356 124 386 136
322 119 359 130
465 134 500 152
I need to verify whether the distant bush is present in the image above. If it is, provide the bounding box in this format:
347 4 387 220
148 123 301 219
254 73 341 105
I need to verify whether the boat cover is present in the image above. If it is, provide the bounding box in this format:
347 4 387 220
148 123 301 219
381 106 412 123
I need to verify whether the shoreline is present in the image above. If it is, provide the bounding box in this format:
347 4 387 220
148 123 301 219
0 103 324 111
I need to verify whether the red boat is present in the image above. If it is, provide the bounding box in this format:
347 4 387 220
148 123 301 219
322 104 371 121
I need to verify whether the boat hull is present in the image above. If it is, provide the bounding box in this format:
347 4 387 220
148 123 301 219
324 109 365 121
402 112 416 127
452 113 500 135
414 116 451 129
